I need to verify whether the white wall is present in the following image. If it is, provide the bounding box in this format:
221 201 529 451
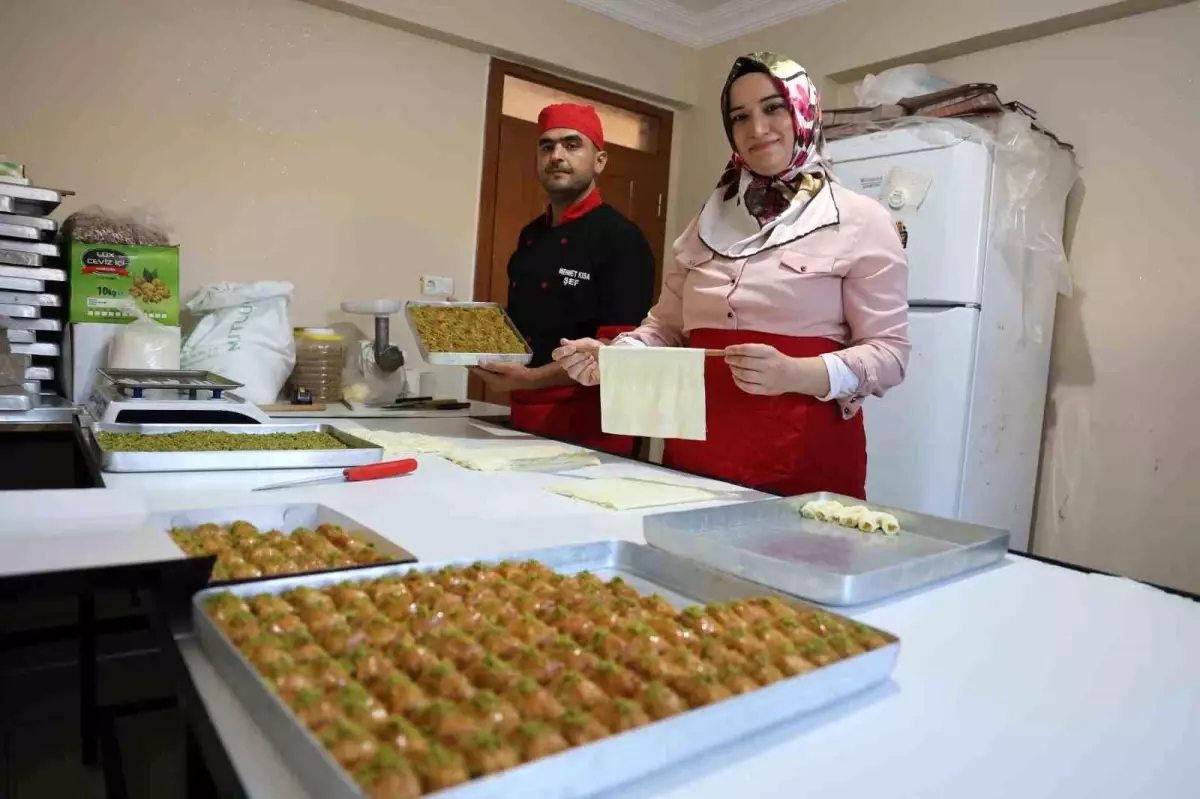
0 0 491 393
933 1 1200 592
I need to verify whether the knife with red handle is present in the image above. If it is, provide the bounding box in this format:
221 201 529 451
252 458 419 492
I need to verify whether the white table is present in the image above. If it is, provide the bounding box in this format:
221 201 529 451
263 399 510 420
3 417 1198 798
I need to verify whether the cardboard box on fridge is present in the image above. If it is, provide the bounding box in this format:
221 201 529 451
67 240 180 325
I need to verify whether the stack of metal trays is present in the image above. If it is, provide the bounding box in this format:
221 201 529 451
0 178 66 406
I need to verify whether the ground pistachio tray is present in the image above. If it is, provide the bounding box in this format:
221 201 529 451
194 540 898 798
89 423 383 473
404 301 533 367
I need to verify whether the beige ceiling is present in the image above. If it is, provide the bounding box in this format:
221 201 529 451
670 0 735 11
566 0 846 47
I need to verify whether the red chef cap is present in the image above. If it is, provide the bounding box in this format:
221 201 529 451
537 103 605 150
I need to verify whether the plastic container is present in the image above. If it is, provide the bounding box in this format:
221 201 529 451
288 328 344 402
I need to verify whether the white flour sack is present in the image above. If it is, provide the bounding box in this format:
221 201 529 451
180 281 296 403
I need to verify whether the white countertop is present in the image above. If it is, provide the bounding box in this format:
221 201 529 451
2 417 1198 797
264 399 510 420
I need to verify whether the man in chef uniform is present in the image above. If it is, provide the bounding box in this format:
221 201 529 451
472 103 655 456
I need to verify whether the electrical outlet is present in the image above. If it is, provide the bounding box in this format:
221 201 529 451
420 275 454 297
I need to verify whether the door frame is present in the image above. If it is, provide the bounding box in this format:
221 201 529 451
471 59 675 304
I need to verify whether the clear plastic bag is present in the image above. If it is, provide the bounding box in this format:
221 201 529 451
830 112 1079 343
62 205 171 246
855 64 955 106
108 310 181 370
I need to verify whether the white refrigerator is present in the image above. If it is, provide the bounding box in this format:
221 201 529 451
828 124 1072 551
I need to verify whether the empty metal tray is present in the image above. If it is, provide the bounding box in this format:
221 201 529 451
0 317 60 332
97 368 243 399
0 264 65 282
0 291 59 307
0 303 39 319
0 275 44 292
0 238 59 257
644 492 1010 606
10 342 59 357
24 365 54 381
0 183 63 216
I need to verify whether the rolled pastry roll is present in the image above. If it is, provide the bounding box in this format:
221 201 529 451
799 500 821 519
876 512 901 535
837 505 869 528
813 500 843 523
857 512 882 534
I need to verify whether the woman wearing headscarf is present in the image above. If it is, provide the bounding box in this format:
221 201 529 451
552 53 910 498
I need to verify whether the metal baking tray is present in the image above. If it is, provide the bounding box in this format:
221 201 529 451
98 368 242 398
405 300 534 366
25 365 54 381
4 328 35 344
645 492 1010 606
0 291 59 307
0 249 44 268
0 183 63 216
0 237 59 257
10 342 59 357
153 503 416 586
0 275 44 292
88 422 385 473
0 221 45 242
0 387 35 412
0 264 65 282
194 540 898 799
0 317 60 331
0 303 39 319
0 212 57 240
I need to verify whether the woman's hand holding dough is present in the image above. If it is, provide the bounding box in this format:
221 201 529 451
724 344 831 397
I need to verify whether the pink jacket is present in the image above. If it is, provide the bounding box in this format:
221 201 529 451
620 181 911 419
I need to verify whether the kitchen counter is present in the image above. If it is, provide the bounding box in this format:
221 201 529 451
263 399 510 420
2 416 1198 798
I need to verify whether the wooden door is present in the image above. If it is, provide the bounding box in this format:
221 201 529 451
472 61 674 405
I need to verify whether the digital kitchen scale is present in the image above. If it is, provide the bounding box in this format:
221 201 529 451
87 368 273 424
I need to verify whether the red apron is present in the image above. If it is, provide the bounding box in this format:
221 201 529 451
508 325 635 457
663 329 866 498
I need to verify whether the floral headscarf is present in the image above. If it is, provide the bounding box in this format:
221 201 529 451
698 53 832 259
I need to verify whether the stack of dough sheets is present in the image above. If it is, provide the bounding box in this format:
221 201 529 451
347 430 458 456
547 477 717 511
442 444 601 472
599 346 706 440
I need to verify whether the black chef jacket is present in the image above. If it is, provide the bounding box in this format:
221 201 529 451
505 202 655 367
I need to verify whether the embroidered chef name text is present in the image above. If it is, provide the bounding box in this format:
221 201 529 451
558 268 592 287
